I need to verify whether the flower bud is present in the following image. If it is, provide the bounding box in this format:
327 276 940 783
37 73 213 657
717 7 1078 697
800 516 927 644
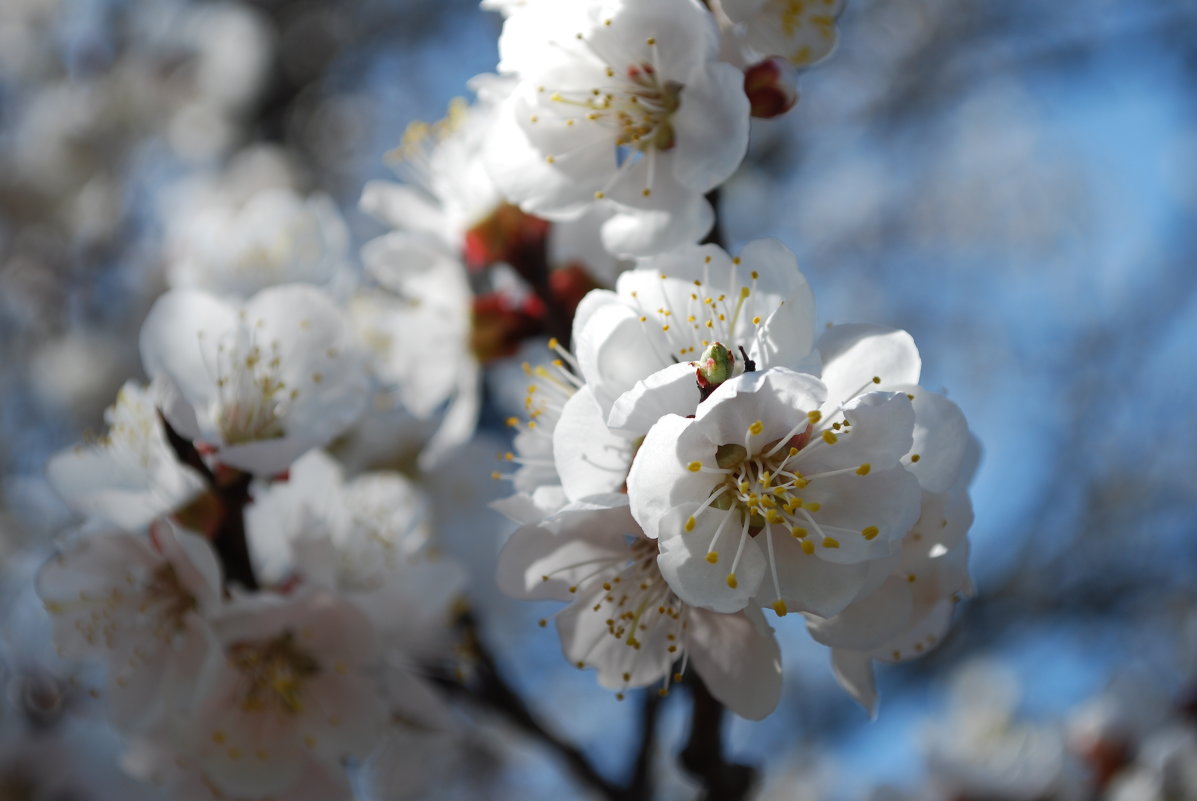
744 58 799 119
696 341 735 400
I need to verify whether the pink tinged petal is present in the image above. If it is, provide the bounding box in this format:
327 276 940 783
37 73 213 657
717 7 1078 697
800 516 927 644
686 606 782 720
600 194 715 258
656 505 764 614
553 387 636 502
626 415 711 539
555 584 674 691
292 593 377 668
138 289 239 437
767 534 871 617
800 467 922 565
805 575 915 651
817 324 922 407
671 62 750 192
891 385 971 493
830 648 878 718
607 362 702 434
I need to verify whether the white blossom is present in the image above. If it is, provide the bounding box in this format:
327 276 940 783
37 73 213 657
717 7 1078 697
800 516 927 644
165 187 350 299
713 0 844 68
139 284 369 475
46 380 206 530
486 0 750 256
497 501 782 718
189 591 385 798
37 522 223 734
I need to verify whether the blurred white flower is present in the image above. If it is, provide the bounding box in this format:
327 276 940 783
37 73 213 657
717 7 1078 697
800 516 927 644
37 522 223 735
713 0 844 68
46 380 207 531
139 284 369 475
189 591 385 798
165 188 350 299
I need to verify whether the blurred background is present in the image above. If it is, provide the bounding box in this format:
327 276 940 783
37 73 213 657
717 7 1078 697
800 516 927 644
1 0 1195 798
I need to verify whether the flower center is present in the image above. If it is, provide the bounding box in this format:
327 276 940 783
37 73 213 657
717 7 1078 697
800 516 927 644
685 412 881 615
229 631 321 715
629 266 771 362
213 335 295 446
540 535 689 699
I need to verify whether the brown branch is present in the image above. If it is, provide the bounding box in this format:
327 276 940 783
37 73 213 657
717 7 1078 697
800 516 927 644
437 611 625 800
680 674 756 801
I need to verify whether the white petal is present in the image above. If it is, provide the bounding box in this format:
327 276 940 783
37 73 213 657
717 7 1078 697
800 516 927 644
686 606 781 720
553 387 636 501
607 361 701 434
892 385 971 493
805 575 914 651
656 505 763 613
671 62 750 192
818 324 922 407
830 649 878 717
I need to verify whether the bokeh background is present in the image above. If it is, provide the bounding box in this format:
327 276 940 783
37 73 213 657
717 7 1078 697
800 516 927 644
1 0 1195 798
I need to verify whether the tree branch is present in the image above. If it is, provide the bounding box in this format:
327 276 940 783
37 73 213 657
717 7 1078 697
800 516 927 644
680 673 756 801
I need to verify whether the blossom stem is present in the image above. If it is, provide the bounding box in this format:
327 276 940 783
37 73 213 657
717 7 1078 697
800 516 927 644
160 414 259 591
680 673 757 801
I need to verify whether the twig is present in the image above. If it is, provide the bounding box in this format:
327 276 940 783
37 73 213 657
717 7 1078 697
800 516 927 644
438 611 625 800
680 674 756 801
159 414 259 591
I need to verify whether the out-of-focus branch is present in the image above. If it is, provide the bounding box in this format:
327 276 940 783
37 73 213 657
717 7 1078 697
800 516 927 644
438 611 627 801
160 415 259 592
680 674 756 801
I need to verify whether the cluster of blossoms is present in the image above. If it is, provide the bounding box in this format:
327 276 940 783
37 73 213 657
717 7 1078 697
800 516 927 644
35 0 980 796
495 238 975 717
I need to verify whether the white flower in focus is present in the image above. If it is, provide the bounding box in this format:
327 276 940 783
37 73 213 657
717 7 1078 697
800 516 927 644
165 188 350 298
487 0 750 256
713 0 844 68
627 367 922 617
36 523 222 734
577 239 817 418
497 502 782 718
192 591 384 798
138 284 368 475
812 460 976 715
46 380 207 530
